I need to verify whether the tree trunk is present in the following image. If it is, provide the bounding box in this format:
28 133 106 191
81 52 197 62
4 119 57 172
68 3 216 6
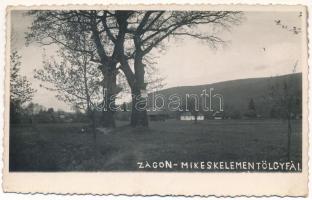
130 53 149 127
101 69 116 128
114 14 149 127
130 85 148 127
91 22 118 129
101 88 116 128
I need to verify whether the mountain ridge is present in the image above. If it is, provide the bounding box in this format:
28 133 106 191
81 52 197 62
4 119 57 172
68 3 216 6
146 73 302 118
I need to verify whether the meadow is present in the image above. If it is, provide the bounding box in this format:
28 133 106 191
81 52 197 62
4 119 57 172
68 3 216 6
9 119 302 171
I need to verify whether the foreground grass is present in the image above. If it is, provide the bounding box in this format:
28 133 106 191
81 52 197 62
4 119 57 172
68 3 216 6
9 119 302 171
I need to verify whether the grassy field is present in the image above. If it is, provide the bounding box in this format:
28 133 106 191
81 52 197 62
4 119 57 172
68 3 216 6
9 119 302 171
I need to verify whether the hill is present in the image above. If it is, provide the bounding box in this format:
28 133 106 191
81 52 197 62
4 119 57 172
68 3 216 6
147 73 302 118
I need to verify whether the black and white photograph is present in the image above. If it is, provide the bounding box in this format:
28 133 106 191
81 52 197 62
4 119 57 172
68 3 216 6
2 3 309 196
7 7 306 174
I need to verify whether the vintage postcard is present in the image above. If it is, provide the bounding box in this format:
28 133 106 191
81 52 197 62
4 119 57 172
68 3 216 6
3 4 309 196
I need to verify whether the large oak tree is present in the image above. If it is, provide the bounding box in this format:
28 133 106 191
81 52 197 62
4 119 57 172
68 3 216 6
27 10 242 127
114 11 242 126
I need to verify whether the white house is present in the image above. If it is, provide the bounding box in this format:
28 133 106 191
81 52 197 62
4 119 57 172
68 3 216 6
212 111 223 120
180 112 204 121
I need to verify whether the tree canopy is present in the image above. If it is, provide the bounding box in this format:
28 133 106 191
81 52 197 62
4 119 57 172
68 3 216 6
10 51 36 105
26 10 243 127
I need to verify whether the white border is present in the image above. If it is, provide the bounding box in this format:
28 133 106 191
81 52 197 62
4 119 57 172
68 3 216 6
0 0 311 199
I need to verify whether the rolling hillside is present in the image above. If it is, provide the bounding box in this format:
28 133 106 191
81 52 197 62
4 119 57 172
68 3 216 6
147 73 302 118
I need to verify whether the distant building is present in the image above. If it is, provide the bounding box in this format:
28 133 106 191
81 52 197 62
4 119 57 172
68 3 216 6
212 111 223 120
180 112 204 121
55 111 74 123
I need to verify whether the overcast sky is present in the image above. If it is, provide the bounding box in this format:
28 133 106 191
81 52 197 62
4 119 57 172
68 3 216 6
11 10 304 111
